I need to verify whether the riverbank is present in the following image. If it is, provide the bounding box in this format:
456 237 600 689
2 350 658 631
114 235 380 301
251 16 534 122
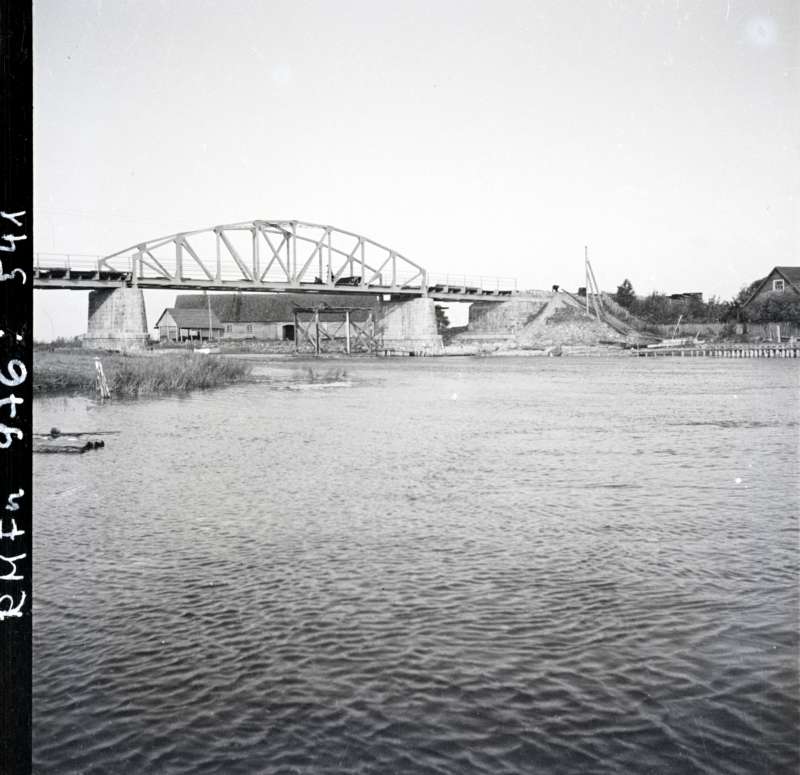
33 349 252 397
150 339 632 358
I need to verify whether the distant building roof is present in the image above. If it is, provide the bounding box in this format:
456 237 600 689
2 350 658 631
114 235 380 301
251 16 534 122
154 307 223 329
668 292 703 301
174 292 380 323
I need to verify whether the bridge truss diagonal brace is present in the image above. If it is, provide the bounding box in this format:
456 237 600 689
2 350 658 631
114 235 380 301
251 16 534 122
255 225 290 281
364 254 392 286
178 236 214 281
294 228 330 283
217 229 254 282
330 238 363 283
141 247 170 279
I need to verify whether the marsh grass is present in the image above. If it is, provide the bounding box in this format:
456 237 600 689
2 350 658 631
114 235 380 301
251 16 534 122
34 350 251 397
304 367 348 383
110 354 251 397
33 336 84 350
33 349 96 394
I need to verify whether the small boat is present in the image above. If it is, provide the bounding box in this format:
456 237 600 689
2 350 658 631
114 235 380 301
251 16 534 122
646 314 696 349
34 436 105 454
647 337 693 349
194 346 221 355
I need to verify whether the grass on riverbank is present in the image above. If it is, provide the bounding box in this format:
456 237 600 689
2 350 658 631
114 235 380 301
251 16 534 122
34 349 252 398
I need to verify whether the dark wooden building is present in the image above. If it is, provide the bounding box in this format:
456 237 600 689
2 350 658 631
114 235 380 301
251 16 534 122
742 267 800 309
738 266 800 341
668 292 703 302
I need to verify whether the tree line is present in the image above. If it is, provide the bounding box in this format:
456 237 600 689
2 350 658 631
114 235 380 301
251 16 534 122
612 278 800 324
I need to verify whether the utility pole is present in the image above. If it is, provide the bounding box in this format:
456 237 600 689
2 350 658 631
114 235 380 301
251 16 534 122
206 290 212 342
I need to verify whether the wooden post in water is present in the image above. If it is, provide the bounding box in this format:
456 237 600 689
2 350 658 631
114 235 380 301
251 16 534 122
345 309 351 355
94 358 110 400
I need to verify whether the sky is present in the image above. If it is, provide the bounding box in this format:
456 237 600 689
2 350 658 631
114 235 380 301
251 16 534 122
33 0 799 339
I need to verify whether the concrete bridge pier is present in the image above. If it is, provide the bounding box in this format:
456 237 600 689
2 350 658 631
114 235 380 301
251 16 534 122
377 297 443 355
83 287 148 351
461 296 552 345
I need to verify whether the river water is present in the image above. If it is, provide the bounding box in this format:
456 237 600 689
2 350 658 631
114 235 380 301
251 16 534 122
33 356 798 775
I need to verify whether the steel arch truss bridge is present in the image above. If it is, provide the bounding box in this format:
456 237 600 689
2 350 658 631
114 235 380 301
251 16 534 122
34 220 518 300
116 220 427 294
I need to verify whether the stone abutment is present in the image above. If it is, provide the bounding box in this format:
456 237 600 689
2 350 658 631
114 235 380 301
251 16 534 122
377 297 443 355
83 287 148 351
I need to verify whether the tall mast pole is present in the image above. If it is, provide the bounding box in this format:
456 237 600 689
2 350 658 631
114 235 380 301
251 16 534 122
585 245 590 314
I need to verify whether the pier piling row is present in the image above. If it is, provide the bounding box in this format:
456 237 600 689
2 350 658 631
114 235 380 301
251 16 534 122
636 345 799 358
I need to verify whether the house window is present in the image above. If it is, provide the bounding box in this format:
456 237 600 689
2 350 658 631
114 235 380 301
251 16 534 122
225 324 232 333
246 324 253 333
773 279 785 292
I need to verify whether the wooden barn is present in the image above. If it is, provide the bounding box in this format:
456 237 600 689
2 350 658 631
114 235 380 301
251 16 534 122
173 293 379 341
154 308 224 342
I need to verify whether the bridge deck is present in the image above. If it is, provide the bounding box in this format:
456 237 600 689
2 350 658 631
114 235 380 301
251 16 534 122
34 268 518 302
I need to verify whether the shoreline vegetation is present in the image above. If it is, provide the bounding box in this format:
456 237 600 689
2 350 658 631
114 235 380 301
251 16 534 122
33 348 354 398
34 349 253 398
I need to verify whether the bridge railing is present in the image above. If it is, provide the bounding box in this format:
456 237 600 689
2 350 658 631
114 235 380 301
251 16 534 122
427 274 517 292
35 253 107 272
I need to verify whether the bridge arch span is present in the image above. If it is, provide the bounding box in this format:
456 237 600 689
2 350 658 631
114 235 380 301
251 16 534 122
101 219 427 293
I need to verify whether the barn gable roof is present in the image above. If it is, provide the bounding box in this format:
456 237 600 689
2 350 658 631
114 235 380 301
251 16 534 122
174 292 380 323
154 307 223 329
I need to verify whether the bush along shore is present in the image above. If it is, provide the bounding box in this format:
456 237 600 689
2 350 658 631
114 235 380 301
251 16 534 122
34 349 252 398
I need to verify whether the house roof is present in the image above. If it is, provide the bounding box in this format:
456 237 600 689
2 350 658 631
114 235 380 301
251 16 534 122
154 307 223 329
174 292 380 323
742 266 800 307
775 267 800 286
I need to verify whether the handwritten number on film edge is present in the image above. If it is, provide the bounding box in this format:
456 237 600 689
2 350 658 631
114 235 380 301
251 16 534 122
0 209 27 621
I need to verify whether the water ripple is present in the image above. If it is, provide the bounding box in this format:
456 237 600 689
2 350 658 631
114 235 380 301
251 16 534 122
33 358 799 774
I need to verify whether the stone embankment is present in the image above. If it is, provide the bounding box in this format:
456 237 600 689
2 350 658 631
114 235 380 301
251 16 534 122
449 291 651 354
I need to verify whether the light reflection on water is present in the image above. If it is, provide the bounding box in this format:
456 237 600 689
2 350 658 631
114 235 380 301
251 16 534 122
33 357 799 774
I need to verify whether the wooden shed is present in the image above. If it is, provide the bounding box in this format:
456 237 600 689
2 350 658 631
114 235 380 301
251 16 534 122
155 308 224 342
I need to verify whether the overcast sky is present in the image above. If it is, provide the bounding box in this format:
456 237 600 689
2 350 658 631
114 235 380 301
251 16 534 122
33 0 799 339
